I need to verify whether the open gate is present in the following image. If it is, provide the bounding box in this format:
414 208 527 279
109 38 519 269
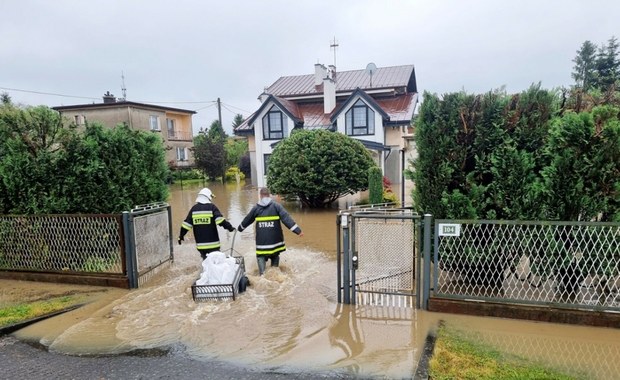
337 208 422 308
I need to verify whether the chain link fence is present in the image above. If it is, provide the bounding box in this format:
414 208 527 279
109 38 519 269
0 203 173 288
0 214 123 274
434 220 620 311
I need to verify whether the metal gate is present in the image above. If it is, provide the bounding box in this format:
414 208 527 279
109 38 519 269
337 208 421 308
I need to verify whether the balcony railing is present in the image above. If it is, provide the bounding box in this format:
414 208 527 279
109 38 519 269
167 130 193 141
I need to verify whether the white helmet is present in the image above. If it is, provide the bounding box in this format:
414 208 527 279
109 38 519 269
195 188 214 204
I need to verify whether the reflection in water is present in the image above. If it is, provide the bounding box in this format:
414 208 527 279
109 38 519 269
11 182 620 379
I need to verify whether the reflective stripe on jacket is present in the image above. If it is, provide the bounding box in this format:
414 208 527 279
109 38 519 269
238 198 301 256
179 203 233 252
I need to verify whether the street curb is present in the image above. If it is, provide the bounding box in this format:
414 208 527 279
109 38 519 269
0 304 85 336
413 320 442 380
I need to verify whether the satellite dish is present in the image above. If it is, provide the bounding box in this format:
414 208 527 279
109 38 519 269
365 62 377 87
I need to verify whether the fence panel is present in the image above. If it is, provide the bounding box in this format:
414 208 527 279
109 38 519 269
434 220 620 311
339 209 420 308
0 214 124 274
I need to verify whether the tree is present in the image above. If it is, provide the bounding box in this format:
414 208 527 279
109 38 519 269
224 138 248 169
368 167 383 204
593 36 620 90
1 92 11 106
267 129 375 208
407 86 559 220
193 120 226 181
232 113 245 129
572 40 597 91
536 106 620 221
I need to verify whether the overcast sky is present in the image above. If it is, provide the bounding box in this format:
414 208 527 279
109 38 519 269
2 0 619 135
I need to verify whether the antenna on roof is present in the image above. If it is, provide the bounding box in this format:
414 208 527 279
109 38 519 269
330 36 339 68
365 62 377 88
121 71 127 100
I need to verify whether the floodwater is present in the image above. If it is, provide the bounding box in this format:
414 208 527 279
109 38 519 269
11 182 620 379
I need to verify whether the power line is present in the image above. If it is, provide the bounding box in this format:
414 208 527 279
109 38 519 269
194 103 217 111
0 86 99 100
220 101 251 114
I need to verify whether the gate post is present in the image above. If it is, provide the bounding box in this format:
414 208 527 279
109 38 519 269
122 211 138 289
166 204 174 262
422 214 432 310
341 212 351 304
336 214 342 303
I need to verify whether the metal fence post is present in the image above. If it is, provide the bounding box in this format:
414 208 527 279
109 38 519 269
422 214 432 310
336 214 342 304
122 211 138 289
416 217 422 309
166 205 174 261
350 213 357 305
342 212 351 304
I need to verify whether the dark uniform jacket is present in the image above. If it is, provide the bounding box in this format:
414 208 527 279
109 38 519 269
179 203 234 252
238 198 301 255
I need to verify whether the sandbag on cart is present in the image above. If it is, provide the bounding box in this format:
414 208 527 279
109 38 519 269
191 231 249 302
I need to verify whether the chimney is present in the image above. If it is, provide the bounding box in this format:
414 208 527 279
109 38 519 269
314 63 327 86
328 65 336 81
323 77 336 114
102 91 116 104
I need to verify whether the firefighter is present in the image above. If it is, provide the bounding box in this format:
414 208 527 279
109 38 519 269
237 187 303 275
178 188 235 259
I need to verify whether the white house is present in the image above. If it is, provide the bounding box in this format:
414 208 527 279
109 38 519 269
234 63 418 191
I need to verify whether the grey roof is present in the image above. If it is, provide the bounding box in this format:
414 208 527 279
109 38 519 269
53 101 197 114
265 65 416 97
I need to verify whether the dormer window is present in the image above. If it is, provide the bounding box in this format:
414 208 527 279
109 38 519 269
345 99 375 136
262 106 288 140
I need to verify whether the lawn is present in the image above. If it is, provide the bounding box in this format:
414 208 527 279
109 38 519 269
0 295 83 328
429 324 583 380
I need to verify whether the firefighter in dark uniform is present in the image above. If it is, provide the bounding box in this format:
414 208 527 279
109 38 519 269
237 187 303 275
178 188 235 259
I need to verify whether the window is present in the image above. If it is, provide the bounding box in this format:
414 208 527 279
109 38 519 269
150 115 161 131
74 115 85 126
262 106 288 140
176 147 188 161
345 99 375 136
263 154 271 175
167 118 175 138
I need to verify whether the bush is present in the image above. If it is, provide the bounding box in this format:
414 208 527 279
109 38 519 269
267 129 374 208
368 167 383 204
0 104 169 214
224 166 245 182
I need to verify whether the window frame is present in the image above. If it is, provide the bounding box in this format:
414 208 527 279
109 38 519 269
150 115 161 131
345 99 375 136
167 118 175 138
262 106 287 140
263 153 271 176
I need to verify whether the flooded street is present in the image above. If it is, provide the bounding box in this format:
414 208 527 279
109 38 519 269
9 182 620 379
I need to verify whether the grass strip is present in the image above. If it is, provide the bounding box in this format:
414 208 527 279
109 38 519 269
429 324 581 380
0 296 81 327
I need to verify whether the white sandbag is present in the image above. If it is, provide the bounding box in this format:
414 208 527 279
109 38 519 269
197 251 240 285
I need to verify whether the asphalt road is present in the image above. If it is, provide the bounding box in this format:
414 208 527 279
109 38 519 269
0 336 357 380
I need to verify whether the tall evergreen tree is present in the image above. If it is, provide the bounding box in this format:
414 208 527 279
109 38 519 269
232 113 245 129
572 40 597 90
594 36 620 90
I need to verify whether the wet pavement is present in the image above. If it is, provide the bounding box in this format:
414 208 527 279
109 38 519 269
0 335 354 380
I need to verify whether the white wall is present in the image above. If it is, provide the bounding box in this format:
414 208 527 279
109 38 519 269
253 101 294 188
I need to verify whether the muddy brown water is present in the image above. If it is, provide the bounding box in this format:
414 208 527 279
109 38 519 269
7 182 620 379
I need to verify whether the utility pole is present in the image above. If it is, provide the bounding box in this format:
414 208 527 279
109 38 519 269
217 97 224 184
217 97 222 129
